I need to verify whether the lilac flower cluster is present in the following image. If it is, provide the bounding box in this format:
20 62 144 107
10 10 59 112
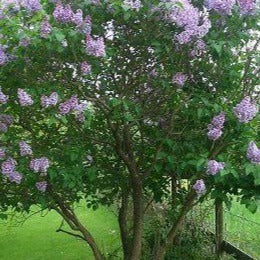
0 148 6 159
59 95 87 122
71 9 83 26
18 88 34 106
40 19 52 38
123 0 142 10
41 92 58 108
19 37 31 47
0 88 9 104
0 46 8 66
81 61 91 75
82 16 92 35
86 34 106 57
53 3 73 23
163 0 211 44
0 114 13 133
59 95 78 115
30 157 50 175
247 141 260 164
190 40 206 57
172 72 188 87
21 0 42 12
233 97 258 123
36 181 47 192
193 179 206 195
237 0 256 14
206 160 225 175
1 0 21 12
204 0 235 15
1 158 23 184
207 112 225 141
19 141 33 156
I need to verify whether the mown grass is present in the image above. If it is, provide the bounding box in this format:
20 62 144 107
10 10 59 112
223 201 260 259
0 200 259 260
0 205 121 260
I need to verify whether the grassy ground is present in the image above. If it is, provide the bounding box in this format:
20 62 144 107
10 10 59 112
223 201 260 259
0 205 121 260
0 200 259 260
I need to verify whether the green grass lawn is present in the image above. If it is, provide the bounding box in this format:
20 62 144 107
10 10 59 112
223 201 260 259
0 205 121 260
0 200 259 260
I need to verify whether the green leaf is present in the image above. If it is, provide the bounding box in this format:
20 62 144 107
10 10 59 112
55 32 65 42
254 172 260 186
246 201 257 214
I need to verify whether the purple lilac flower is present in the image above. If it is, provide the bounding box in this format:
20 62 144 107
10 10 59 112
1 0 20 11
53 3 73 23
9 171 23 184
207 128 223 141
30 157 50 174
206 160 225 175
233 96 258 123
193 179 206 195
204 0 236 15
1 157 17 176
207 112 225 141
0 114 13 133
18 88 34 106
172 72 188 87
175 30 192 44
40 19 52 38
86 35 106 57
0 148 6 159
81 61 91 75
19 141 33 156
208 112 225 130
82 15 92 35
74 103 87 122
59 95 78 115
0 114 14 125
190 40 206 57
167 0 200 28
164 0 211 44
41 92 58 108
0 88 9 104
0 122 8 133
72 9 83 26
123 0 142 10
237 0 256 14
21 0 42 12
36 181 47 192
59 96 87 121
19 37 31 47
247 141 260 164
0 47 8 66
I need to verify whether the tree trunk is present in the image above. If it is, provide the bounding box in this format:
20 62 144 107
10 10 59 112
130 176 144 260
77 223 104 260
153 192 196 260
52 193 104 260
119 190 132 260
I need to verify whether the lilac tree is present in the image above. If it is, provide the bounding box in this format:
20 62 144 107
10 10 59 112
0 0 259 259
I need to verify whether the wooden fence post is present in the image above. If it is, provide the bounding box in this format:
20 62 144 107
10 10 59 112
215 199 223 257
